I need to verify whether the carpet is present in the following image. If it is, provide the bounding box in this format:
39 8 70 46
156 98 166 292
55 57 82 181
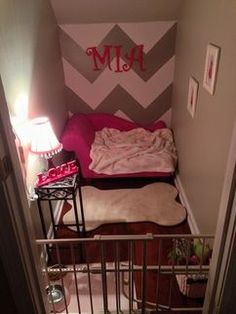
63 182 187 231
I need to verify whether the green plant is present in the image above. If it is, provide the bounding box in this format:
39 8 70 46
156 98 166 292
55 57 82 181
168 238 211 265
193 239 211 264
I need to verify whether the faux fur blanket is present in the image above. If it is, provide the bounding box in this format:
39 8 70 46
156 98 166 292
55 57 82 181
89 127 177 175
63 183 187 231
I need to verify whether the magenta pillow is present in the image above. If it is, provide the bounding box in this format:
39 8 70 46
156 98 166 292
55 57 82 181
61 113 95 151
73 114 95 145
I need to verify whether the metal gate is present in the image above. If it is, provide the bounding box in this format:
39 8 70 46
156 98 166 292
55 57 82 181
37 233 214 313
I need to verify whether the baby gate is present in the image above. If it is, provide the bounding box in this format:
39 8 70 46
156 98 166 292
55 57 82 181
37 233 214 313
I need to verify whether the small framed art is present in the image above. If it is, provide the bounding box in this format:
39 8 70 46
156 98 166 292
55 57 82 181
203 44 220 95
187 77 199 118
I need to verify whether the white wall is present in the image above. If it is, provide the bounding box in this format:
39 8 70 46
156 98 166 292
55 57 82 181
0 0 68 236
172 0 236 233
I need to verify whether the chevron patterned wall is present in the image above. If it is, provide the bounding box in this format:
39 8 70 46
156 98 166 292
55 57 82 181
59 21 177 125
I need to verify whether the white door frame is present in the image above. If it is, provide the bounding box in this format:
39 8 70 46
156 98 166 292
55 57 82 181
203 119 236 313
0 77 47 314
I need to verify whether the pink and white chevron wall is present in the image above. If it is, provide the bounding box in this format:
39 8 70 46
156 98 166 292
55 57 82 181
59 21 177 125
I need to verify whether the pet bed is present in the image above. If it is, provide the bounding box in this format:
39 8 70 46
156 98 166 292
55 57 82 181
61 113 177 179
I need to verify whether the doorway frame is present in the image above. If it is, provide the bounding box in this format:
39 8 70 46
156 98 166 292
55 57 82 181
0 77 47 314
203 120 236 313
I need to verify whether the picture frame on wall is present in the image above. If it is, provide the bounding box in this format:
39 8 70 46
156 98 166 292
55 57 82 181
203 44 220 95
187 77 199 118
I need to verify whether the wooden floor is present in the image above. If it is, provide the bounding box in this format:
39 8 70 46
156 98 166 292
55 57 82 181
51 177 203 313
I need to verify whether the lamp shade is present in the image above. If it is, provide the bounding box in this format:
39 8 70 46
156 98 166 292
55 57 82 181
30 117 62 159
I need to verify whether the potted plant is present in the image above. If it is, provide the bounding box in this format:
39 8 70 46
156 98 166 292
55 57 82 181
168 238 211 298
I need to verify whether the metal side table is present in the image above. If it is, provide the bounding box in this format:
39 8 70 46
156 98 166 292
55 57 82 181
35 173 86 239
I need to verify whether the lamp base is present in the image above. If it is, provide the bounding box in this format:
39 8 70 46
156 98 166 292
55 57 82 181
47 157 55 170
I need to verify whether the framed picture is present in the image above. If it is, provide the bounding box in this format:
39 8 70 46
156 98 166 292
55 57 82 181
187 77 199 118
203 44 220 95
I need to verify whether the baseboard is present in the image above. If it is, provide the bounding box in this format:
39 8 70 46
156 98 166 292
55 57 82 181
174 175 200 234
47 200 64 239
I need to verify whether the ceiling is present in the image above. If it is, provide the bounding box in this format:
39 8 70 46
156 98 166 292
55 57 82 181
50 0 183 24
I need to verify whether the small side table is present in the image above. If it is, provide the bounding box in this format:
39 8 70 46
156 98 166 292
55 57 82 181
35 173 86 239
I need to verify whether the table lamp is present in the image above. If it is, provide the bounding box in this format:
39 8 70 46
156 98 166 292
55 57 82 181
30 117 63 169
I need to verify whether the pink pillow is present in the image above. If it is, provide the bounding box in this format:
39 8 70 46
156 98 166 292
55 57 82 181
61 113 95 151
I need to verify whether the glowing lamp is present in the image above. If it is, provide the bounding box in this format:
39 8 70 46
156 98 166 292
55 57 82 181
30 117 62 169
